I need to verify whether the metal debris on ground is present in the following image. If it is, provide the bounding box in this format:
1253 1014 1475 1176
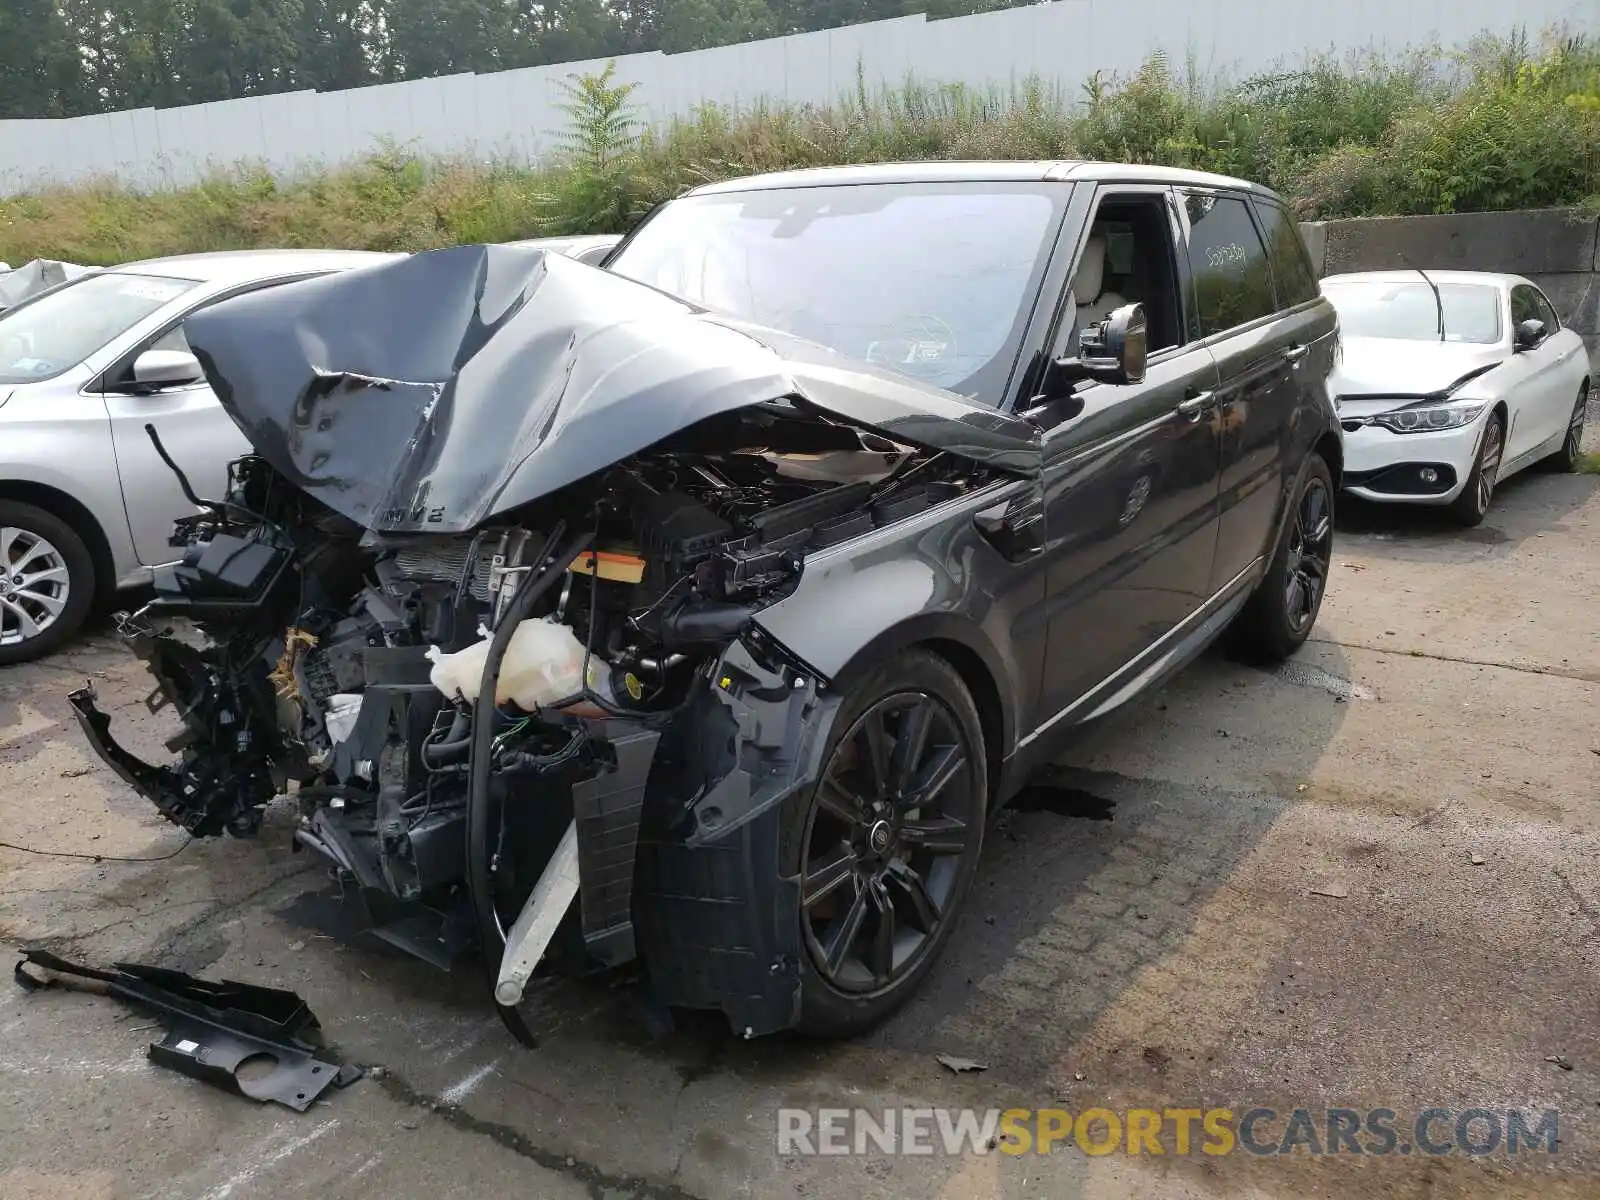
13 949 362 1111
936 1054 990 1074
1310 883 1350 899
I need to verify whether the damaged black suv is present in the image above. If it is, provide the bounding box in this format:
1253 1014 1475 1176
71 161 1341 1041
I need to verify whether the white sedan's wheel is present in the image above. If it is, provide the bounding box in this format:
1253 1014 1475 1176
1447 413 1502 527
1549 385 1590 473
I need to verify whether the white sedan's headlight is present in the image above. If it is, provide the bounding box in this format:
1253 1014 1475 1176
1368 399 1489 434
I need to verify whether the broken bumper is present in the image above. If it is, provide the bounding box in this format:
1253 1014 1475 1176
67 685 199 830
507 635 842 1037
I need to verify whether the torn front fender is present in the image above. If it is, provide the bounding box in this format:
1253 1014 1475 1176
633 633 845 1037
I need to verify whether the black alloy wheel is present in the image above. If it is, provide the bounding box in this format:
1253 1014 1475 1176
789 651 986 1035
1225 453 1335 664
1283 474 1333 636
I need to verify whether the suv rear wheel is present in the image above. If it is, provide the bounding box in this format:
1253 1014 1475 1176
1227 454 1334 665
0 501 96 666
783 650 987 1037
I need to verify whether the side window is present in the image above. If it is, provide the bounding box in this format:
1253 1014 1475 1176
1509 286 1538 325
149 323 191 354
1510 285 1557 342
1530 287 1561 331
104 321 193 390
1251 199 1319 307
1183 192 1276 336
1061 190 1186 357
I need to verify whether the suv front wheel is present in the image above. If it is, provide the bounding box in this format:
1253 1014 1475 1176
783 650 987 1037
0 500 96 666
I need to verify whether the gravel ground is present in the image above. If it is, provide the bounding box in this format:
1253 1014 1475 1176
1 427 1597 1200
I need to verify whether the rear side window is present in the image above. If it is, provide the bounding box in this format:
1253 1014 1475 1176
1183 193 1276 336
1252 199 1320 307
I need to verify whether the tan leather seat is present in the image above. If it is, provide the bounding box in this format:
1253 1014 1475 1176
1073 236 1128 328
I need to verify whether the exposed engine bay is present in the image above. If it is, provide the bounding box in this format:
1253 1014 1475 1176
67 242 1041 1039
72 405 990 1034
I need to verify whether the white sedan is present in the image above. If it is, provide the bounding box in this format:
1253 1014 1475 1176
1323 270 1591 525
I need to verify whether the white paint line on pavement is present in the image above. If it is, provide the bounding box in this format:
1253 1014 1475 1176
0 1053 148 1078
197 1118 340 1200
440 1057 502 1106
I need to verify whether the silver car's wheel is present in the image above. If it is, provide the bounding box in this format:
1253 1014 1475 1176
0 502 97 665
0 527 71 647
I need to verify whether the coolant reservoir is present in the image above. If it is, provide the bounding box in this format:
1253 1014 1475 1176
427 617 611 709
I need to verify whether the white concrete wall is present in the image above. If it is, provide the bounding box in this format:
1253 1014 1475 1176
1 0 1593 194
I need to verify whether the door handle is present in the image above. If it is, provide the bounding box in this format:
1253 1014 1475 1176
1176 391 1216 419
1284 344 1309 366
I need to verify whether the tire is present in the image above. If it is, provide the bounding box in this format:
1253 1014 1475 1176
1545 385 1589 473
1446 410 1504 527
1226 454 1334 665
0 500 97 667
781 649 987 1037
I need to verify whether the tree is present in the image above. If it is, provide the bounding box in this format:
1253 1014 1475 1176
0 0 87 117
294 0 380 91
651 0 776 54
383 0 517 79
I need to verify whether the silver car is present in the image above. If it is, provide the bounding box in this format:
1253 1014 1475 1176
502 233 619 265
0 249 400 663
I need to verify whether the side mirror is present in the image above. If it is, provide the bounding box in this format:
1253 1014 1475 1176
1513 318 1545 352
1051 302 1149 391
130 349 204 390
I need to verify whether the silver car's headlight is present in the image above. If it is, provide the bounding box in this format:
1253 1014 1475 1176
1369 399 1489 434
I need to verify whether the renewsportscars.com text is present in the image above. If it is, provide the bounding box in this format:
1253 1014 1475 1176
777 1106 1560 1158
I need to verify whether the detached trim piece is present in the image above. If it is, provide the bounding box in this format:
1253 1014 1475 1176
14 949 361 1111
494 821 581 1007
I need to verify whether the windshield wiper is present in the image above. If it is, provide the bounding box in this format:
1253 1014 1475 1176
1398 253 1445 342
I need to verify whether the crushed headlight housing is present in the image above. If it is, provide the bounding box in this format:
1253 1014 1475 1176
1369 399 1489 434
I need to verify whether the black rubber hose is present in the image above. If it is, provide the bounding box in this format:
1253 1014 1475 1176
462 521 580 1045
420 707 471 767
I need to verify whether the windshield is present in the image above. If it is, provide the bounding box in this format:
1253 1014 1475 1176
1322 279 1502 345
607 182 1066 405
0 272 199 384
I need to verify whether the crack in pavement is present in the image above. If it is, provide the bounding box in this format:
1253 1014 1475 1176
2 863 320 960
665 1036 728 1187
1308 637 1600 682
364 1064 713 1200
147 863 319 963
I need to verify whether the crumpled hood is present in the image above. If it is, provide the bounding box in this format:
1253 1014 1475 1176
184 243 1041 534
0 259 92 309
1329 336 1506 406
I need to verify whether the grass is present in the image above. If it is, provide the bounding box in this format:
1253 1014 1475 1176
1575 452 1600 475
1 33 1598 264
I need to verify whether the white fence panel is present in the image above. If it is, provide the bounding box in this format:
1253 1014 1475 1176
0 0 1594 193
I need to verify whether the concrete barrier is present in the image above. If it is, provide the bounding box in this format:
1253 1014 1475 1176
1299 208 1599 377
